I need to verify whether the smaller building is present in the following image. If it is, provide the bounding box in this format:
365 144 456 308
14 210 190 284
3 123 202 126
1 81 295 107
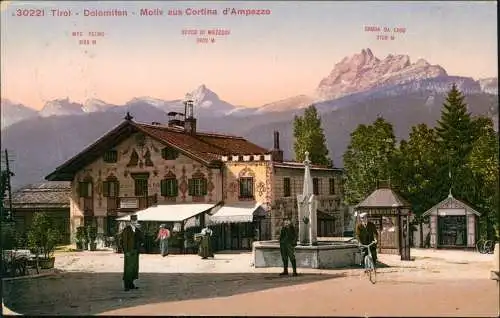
354 184 412 259
6 182 71 244
422 193 480 249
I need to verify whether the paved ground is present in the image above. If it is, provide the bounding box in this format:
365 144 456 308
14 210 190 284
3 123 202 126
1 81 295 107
2 248 499 316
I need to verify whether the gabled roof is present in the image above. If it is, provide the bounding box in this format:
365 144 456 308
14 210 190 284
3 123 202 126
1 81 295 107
422 193 481 217
5 181 71 209
355 188 411 209
45 119 269 181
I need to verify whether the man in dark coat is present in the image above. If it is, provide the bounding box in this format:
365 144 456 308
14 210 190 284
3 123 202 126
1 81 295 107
279 218 298 276
121 216 144 291
355 212 378 264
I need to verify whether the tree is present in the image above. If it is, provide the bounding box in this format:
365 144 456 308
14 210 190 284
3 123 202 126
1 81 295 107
293 105 332 166
466 117 499 240
435 84 498 240
435 83 475 196
394 124 445 247
343 117 397 205
27 212 61 259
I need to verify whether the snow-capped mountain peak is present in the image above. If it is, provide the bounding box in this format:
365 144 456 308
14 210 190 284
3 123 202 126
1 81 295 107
316 48 448 100
82 98 112 113
39 98 84 117
1 98 38 129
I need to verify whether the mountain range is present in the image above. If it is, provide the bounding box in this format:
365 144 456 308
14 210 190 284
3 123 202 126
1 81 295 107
1 48 498 189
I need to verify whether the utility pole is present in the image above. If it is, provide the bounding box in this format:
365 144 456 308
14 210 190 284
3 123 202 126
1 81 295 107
1 149 15 221
5 149 14 220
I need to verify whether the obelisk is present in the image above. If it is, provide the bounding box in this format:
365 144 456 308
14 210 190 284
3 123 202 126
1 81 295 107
297 151 318 245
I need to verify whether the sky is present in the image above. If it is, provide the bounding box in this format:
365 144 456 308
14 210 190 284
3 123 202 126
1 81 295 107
1 1 497 110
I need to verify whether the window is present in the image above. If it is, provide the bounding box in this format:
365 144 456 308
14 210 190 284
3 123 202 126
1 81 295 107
188 178 207 197
239 177 254 198
161 147 179 160
134 178 148 196
329 178 335 195
313 178 320 195
103 150 118 163
161 178 178 197
78 182 91 197
103 179 119 197
283 177 291 197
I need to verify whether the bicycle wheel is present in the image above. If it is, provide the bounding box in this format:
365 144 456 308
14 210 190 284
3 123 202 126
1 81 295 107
479 240 488 254
484 240 494 254
365 256 377 284
476 239 485 253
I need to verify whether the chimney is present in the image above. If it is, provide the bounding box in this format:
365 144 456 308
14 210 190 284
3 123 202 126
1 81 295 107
184 97 197 135
273 131 280 149
271 130 283 162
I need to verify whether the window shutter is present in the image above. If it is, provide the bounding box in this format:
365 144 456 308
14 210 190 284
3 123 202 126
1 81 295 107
103 181 109 197
202 179 208 195
173 179 179 196
160 179 167 197
134 179 142 196
114 181 120 197
188 179 194 196
79 182 89 197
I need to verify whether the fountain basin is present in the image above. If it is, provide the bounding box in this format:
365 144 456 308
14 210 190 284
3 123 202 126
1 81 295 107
253 240 361 269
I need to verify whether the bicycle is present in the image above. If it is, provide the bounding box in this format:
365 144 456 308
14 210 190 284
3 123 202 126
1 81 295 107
358 240 377 284
476 239 496 254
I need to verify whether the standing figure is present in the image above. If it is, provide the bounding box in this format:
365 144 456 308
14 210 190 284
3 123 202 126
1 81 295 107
120 216 144 291
156 224 170 257
356 212 378 264
279 218 298 276
198 227 214 259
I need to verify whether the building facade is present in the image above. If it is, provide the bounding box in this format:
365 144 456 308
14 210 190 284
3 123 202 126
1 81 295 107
7 181 71 244
422 193 480 249
46 110 344 248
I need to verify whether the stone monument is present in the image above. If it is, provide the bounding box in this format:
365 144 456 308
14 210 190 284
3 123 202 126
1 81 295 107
252 152 359 269
297 151 318 245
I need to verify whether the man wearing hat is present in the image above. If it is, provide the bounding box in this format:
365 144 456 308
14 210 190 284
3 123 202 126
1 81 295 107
120 214 144 291
356 212 378 264
156 224 170 257
279 218 298 276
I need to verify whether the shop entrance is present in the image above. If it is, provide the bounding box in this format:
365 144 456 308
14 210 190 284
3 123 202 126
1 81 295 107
438 215 467 247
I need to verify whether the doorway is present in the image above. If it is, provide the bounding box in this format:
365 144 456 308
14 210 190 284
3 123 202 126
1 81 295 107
438 215 466 247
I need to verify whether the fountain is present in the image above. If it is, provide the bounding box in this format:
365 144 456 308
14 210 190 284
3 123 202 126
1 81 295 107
253 152 360 269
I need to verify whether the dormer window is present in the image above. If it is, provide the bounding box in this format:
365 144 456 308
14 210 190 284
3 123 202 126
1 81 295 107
161 147 179 160
103 150 118 163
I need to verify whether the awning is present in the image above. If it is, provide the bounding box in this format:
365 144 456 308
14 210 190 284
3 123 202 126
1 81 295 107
209 202 266 224
116 203 217 222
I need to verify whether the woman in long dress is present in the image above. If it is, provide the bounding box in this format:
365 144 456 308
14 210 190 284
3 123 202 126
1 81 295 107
198 227 214 259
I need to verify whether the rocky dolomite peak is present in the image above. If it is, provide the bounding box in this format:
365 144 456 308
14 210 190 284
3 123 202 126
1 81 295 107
316 48 448 100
